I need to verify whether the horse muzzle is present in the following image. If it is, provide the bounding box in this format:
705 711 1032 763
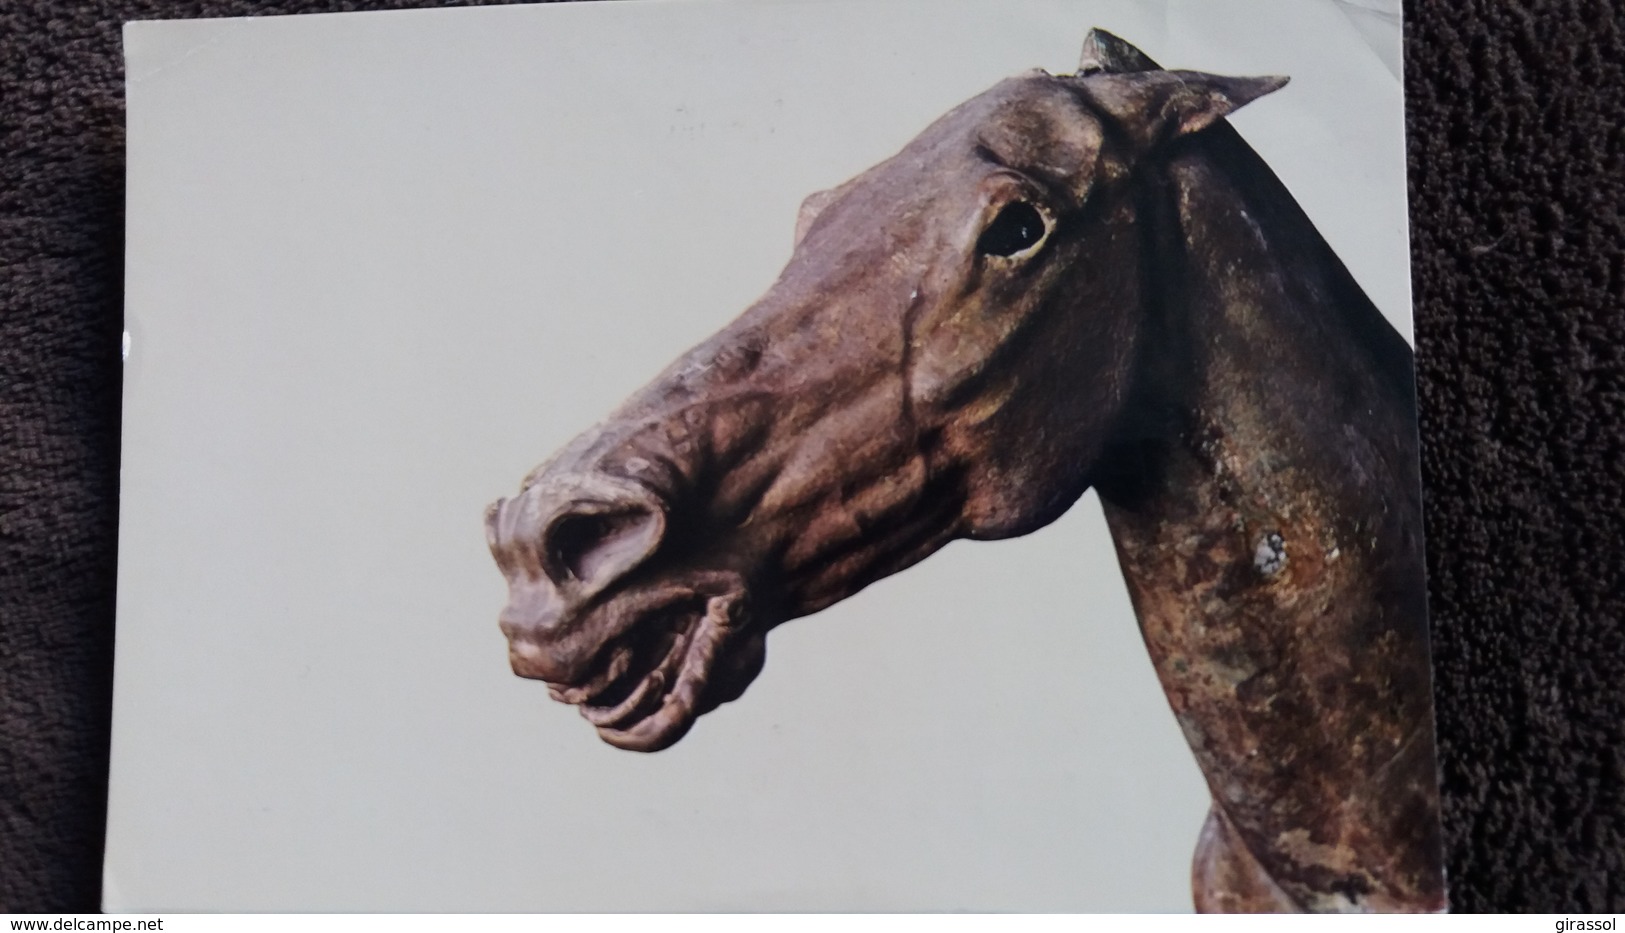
488 470 768 751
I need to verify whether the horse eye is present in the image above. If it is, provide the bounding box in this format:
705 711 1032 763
977 201 1047 257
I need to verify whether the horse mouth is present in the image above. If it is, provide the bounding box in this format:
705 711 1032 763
547 590 750 752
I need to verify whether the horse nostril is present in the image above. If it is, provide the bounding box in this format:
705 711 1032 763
549 512 637 579
490 473 668 594
540 500 665 590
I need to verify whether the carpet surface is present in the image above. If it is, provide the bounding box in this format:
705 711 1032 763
1 0 1621 913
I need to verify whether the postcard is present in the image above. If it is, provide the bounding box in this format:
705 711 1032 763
111 0 1440 912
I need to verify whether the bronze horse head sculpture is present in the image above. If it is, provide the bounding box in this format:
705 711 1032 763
485 29 1446 913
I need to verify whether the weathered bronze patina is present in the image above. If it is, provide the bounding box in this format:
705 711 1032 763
485 29 1446 913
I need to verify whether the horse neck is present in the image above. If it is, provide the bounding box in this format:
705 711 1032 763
1097 122 1424 583
1088 124 1444 910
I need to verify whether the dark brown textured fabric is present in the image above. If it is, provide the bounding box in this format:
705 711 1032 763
0 0 1619 913
1406 0 1625 912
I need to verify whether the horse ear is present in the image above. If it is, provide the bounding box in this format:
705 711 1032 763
1076 27 1161 75
1080 70 1289 150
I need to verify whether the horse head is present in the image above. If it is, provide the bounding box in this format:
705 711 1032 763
485 44 1286 753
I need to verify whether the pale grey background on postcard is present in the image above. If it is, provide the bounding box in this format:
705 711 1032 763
111 0 1407 912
